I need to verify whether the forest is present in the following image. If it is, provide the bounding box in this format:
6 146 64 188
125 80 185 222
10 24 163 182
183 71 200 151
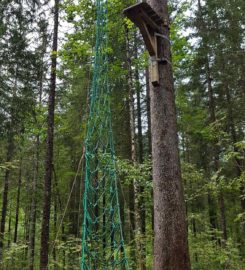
0 0 244 269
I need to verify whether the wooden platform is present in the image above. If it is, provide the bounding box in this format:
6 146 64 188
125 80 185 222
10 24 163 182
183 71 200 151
123 2 163 56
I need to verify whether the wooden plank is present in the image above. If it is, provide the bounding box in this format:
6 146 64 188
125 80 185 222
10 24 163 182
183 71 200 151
137 21 156 56
150 59 160 86
123 2 163 31
124 9 141 28
139 8 161 32
123 2 163 56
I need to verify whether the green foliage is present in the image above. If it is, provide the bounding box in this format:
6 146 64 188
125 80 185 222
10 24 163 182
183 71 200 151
117 158 152 188
1 242 28 270
190 234 245 270
0 160 19 171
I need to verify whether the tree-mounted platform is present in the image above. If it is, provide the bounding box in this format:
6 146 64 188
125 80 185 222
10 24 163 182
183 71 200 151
123 1 163 57
123 1 169 86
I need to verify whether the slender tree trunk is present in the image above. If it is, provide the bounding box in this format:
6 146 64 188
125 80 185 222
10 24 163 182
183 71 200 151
53 167 64 269
29 31 46 268
207 193 217 236
224 83 245 244
134 35 146 270
125 25 137 267
200 135 217 232
148 1 191 269
0 132 14 259
40 0 59 268
62 225 66 270
25 203 31 261
196 0 223 242
134 53 143 164
126 32 137 165
14 163 22 243
224 84 244 208
189 178 198 263
145 66 154 233
145 67 152 156
53 196 57 270
7 207 11 247
68 158 81 236
206 60 227 243
28 136 39 270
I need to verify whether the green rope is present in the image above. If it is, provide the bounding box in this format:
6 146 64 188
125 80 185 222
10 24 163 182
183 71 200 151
81 0 129 269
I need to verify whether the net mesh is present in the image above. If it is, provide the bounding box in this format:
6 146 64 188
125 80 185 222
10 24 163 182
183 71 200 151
81 0 129 269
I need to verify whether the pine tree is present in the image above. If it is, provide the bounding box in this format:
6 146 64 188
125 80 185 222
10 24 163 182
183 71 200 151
147 0 191 269
40 0 59 269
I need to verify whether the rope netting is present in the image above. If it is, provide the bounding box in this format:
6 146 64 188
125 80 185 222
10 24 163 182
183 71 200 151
81 0 129 269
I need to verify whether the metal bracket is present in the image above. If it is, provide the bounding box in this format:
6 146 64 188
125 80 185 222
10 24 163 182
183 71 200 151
156 57 172 65
154 32 172 44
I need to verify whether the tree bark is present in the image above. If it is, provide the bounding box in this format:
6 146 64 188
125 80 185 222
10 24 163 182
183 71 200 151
195 0 223 242
148 1 191 269
145 66 154 233
14 163 22 243
125 25 137 267
24 198 31 260
40 0 59 269
134 35 146 270
206 59 227 243
7 206 12 248
29 31 47 268
29 136 39 270
145 67 152 156
0 132 14 259
53 195 57 269
225 84 244 208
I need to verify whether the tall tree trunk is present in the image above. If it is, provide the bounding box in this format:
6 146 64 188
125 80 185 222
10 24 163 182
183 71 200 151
14 163 22 243
29 136 39 270
29 31 47 269
7 206 12 247
25 203 31 260
134 35 146 270
40 0 59 269
53 195 57 270
145 67 152 156
196 0 221 240
224 83 245 243
200 145 218 243
53 167 64 269
125 25 136 267
134 56 143 164
145 66 154 233
0 132 14 259
148 1 191 269
206 60 227 243
225 84 244 208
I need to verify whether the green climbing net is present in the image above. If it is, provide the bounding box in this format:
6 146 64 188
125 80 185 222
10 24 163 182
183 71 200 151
81 0 129 269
